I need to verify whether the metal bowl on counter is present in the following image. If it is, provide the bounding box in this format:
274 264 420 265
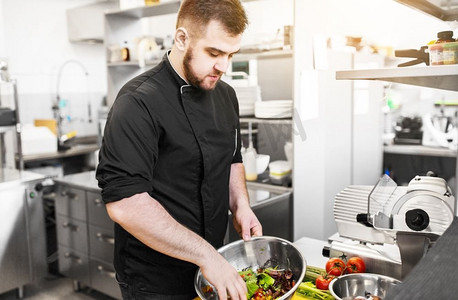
329 273 401 300
194 236 306 300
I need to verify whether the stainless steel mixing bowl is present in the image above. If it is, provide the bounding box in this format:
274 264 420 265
329 273 401 300
194 236 306 300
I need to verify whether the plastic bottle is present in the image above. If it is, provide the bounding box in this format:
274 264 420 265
121 41 130 61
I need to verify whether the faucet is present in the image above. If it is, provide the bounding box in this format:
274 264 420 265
54 59 90 150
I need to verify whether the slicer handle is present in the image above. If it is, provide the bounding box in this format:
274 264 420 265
356 213 373 227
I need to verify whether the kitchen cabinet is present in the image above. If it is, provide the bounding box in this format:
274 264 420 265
54 173 121 299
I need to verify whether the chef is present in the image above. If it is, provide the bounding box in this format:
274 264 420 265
95 0 262 299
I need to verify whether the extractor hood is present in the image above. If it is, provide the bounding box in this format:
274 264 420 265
66 1 119 44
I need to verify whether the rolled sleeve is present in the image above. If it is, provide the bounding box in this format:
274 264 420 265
96 93 159 204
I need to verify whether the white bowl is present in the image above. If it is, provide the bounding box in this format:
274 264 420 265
256 154 270 174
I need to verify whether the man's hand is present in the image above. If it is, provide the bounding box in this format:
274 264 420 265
200 251 247 300
232 203 262 241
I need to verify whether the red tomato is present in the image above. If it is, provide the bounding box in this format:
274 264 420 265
325 257 346 276
346 256 366 273
316 275 335 290
253 288 266 300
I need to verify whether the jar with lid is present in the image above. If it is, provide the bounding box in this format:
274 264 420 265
443 42 458 65
436 31 455 43
429 31 456 65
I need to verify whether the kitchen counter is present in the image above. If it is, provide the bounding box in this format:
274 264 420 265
22 143 99 163
54 171 292 210
294 237 330 268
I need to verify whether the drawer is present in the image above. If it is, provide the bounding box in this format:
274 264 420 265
56 215 88 254
89 224 115 263
58 246 90 286
87 190 113 228
90 258 121 299
55 185 86 221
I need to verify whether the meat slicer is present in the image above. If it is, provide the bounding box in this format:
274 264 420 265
324 174 455 280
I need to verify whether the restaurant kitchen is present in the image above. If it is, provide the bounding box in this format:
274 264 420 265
1 0 458 299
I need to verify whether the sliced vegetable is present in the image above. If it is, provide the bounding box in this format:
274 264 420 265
304 266 327 283
295 281 334 300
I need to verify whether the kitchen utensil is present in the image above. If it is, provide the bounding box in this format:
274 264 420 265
194 236 306 300
395 46 429 67
329 273 401 300
325 174 455 280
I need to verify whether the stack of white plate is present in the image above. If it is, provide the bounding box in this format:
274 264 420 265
233 86 261 116
254 100 293 119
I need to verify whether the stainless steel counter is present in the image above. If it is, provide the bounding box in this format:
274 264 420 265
22 144 99 163
55 171 292 210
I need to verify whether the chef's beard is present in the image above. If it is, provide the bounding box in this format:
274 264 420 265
183 46 222 91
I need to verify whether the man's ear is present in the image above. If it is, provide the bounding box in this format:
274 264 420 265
174 27 189 51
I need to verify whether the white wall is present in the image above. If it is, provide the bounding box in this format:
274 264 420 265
1 0 109 136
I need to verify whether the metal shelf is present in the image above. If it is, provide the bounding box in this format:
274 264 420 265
336 65 458 91
105 1 181 19
240 117 293 125
384 144 457 158
107 59 161 68
395 0 458 21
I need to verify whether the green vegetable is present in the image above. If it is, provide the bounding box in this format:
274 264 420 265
258 272 275 289
296 281 334 300
304 266 327 283
246 279 258 299
239 269 258 299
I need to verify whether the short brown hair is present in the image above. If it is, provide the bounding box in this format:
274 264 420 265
176 0 248 37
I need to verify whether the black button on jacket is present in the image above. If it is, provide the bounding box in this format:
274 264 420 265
96 53 242 294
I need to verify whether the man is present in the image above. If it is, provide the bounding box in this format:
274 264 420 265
95 0 262 299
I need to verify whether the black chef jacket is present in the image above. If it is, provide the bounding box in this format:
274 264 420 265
96 52 243 295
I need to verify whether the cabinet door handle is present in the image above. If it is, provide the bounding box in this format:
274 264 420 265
96 232 115 244
64 252 82 264
62 222 79 232
93 198 103 206
97 265 116 279
61 190 78 200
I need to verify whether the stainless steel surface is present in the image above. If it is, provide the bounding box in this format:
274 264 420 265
89 258 121 299
329 273 401 300
195 236 306 300
54 177 119 299
89 224 115 263
87 190 112 228
56 214 89 254
55 185 87 221
58 245 91 286
0 169 46 295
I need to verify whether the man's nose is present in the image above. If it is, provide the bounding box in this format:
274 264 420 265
214 56 230 72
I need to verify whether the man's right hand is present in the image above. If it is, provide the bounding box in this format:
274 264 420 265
199 252 247 300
